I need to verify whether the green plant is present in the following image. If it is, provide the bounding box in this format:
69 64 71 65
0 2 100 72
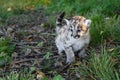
0 0 43 25
77 47 120 80
0 73 65 80
37 41 44 47
41 74 65 80
1 71 35 80
0 37 15 67
42 52 54 70
44 52 53 59
39 0 120 16
53 74 65 80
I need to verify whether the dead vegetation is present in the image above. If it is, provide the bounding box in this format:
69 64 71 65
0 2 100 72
0 8 83 80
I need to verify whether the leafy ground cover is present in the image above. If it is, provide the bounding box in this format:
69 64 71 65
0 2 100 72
0 0 120 80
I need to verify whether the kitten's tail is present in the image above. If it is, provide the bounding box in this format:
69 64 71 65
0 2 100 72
56 12 65 27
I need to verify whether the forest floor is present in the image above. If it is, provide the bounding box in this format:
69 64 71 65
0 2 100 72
0 7 84 80
0 0 120 80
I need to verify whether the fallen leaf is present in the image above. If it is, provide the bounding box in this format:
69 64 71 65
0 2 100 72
36 70 45 80
7 7 12 11
108 48 114 52
25 48 32 55
111 58 118 63
73 61 82 66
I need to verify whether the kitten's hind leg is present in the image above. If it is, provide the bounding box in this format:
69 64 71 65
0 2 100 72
78 49 88 59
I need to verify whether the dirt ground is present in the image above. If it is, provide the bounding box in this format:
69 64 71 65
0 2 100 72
0 8 83 80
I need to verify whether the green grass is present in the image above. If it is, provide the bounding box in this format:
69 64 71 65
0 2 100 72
0 0 120 80
0 71 35 80
46 0 120 16
0 0 43 21
0 37 15 67
90 15 120 45
0 71 65 80
43 0 120 45
77 47 120 80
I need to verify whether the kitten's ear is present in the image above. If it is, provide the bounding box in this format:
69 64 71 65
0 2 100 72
64 19 70 25
60 12 65 18
85 19 91 27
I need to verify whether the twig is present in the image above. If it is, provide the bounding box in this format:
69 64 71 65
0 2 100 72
39 35 47 42
11 58 43 64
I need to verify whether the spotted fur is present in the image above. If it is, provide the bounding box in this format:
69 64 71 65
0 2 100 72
55 12 91 63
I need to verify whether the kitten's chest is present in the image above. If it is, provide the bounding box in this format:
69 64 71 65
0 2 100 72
69 37 90 51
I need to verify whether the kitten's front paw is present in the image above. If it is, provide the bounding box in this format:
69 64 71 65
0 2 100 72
66 57 75 64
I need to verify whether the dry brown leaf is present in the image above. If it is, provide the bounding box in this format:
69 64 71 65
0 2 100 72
73 61 82 66
111 58 118 63
36 71 45 80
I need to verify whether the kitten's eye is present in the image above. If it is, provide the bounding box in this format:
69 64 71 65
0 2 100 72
69 26 73 31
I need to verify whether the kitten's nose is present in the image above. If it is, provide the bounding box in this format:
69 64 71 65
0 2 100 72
74 35 80 38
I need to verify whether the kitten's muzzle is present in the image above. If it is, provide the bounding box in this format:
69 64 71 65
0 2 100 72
74 35 80 38
71 34 80 38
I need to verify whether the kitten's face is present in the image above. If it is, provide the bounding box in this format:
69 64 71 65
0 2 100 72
65 16 91 38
